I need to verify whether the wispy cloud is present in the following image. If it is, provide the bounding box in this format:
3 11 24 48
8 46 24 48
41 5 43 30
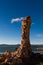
11 17 25 23
11 17 35 26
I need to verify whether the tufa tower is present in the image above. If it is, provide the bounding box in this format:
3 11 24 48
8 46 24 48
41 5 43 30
14 16 32 58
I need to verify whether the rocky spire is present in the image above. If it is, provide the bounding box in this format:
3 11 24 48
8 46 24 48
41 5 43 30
13 16 32 58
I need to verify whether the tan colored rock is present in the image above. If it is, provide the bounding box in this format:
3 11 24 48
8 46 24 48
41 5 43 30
4 50 11 58
13 16 32 58
4 58 8 63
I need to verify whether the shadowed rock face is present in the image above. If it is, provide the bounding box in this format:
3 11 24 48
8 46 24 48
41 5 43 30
13 16 32 58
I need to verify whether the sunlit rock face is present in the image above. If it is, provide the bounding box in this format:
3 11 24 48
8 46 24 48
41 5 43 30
4 50 11 58
13 16 32 58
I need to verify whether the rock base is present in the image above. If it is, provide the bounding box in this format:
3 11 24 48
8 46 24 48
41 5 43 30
0 51 43 65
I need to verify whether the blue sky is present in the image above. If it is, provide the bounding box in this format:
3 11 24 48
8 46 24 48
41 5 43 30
0 0 43 45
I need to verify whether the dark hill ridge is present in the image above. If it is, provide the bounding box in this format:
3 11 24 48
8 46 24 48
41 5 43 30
0 44 20 46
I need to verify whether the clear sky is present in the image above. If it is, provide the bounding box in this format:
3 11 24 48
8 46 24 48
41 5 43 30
0 0 43 45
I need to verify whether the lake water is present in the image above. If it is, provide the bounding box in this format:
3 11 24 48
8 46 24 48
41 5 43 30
0 45 43 54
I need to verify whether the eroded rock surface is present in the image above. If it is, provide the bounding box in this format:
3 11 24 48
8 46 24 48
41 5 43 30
13 16 32 58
